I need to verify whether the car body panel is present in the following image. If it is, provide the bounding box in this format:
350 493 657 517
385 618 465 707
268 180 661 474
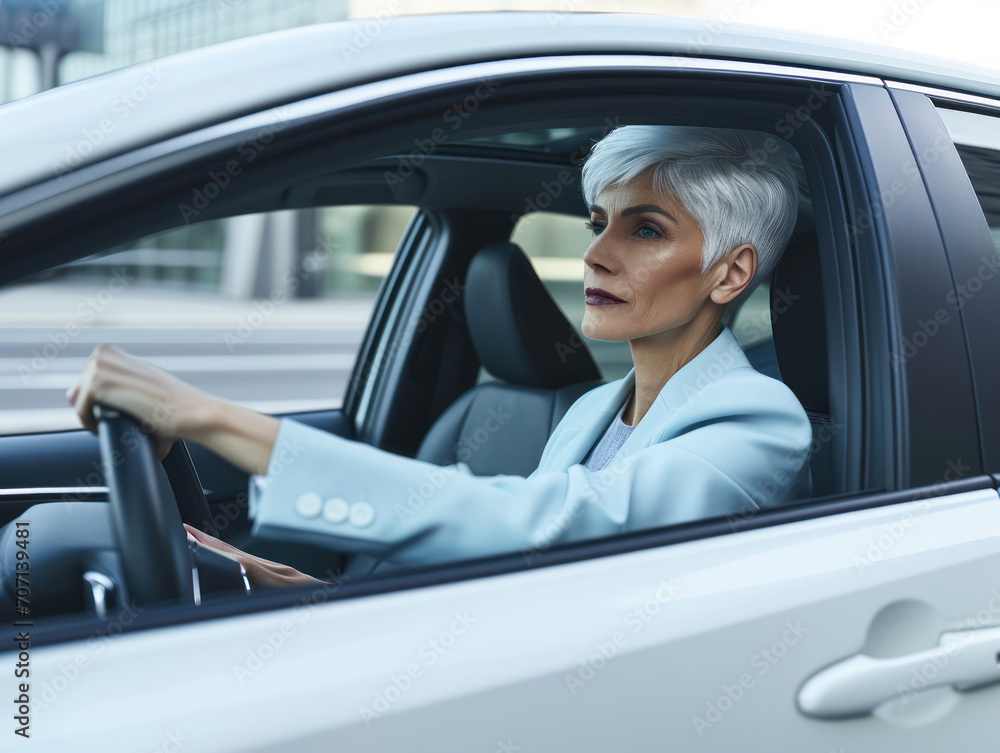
3 10 1000 196
1 12 1000 751
23 488 1000 752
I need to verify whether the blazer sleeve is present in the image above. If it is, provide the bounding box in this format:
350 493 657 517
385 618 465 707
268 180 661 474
247 369 813 568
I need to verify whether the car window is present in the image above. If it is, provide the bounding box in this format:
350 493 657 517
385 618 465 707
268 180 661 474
935 106 1000 256
0 205 416 436
509 211 778 382
509 211 632 381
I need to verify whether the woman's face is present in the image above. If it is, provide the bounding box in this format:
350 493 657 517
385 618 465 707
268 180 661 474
581 169 720 343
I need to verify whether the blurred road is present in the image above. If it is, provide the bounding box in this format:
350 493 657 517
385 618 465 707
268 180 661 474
0 283 374 435
0 280 637 435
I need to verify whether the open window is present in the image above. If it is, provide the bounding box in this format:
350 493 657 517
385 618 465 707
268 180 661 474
0 60 896 642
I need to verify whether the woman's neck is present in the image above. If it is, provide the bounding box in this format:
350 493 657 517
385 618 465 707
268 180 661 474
623 316 724 426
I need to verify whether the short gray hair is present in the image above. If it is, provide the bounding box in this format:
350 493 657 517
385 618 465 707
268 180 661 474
581 125 803 302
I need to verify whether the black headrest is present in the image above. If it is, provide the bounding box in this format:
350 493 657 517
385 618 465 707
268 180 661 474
464 242 602 388
771 232 828 414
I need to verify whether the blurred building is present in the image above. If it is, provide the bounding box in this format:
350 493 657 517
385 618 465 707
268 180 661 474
1 0 348 101
62 0 348 84
0 0 691 308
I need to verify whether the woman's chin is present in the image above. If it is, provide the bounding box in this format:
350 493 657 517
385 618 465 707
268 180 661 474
580 323 625 343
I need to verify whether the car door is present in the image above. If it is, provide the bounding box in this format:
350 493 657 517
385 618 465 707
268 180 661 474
9 56 1000 753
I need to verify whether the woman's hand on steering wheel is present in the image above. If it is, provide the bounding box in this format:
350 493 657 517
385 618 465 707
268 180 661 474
66 344 215 461
67 344 280 476
184 524 326 589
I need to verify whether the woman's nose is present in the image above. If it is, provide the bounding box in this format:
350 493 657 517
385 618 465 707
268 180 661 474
583 231 619 274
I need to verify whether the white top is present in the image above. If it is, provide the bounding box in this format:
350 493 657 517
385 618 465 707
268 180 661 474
582 392 636 471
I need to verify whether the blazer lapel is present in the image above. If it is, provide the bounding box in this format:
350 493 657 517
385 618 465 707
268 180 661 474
545 327 750 472
544 367 636 472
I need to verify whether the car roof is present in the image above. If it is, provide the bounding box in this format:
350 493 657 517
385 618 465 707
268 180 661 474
2 10 999 197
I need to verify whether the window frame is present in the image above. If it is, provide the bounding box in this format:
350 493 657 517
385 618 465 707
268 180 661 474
895 88 1000 476
11 55 985 647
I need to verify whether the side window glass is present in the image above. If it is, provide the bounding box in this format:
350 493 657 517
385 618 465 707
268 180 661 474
0 205 416 436
936 106 1000 257
509 212 632 381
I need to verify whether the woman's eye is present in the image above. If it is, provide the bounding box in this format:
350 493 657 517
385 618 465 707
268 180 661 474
584 221 604 236
636 225 660 239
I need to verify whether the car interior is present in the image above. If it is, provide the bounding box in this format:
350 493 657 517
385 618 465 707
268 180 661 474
0 72 865 638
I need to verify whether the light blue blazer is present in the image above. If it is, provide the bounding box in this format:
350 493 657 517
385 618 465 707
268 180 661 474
248 326 813 569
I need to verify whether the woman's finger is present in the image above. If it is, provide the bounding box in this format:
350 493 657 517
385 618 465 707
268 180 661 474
183 523 245 557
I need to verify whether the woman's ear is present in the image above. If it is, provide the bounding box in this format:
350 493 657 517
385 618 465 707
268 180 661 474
710 244 757 305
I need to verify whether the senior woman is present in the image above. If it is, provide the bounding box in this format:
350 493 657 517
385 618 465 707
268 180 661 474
66 125 813 587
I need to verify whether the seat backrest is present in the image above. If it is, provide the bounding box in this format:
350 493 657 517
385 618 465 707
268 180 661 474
416 242 603 475
770 231 836 498
419 235 837 495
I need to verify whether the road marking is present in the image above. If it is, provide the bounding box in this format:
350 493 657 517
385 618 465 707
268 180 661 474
0 399 343 436
0 328 364 345
0 353 357 386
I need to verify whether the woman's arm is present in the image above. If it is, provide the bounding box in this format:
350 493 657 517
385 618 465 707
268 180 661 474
66 345 319 588
66 344 279 475
183 524 324 588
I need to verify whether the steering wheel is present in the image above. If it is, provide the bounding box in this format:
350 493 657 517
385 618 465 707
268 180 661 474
162 440 220 538
95 405 196 605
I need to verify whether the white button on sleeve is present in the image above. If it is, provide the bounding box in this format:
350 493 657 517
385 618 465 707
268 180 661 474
323 497 350 524
294 492 322 518
348 501 375 528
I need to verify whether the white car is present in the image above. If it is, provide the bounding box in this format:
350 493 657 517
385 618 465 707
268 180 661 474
2 11 1000 752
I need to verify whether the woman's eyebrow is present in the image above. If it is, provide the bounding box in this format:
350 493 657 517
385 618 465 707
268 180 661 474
588 203 677 223
621 204 677 223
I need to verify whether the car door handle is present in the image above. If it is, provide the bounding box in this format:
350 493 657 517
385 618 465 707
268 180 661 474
798 625 1000 718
